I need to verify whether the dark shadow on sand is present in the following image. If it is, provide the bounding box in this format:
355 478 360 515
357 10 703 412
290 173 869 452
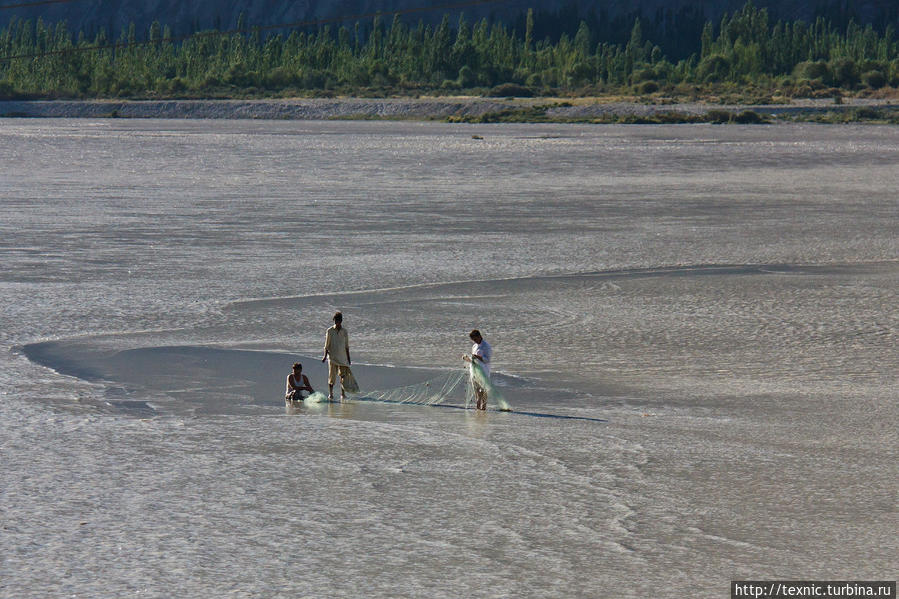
345 395 608 423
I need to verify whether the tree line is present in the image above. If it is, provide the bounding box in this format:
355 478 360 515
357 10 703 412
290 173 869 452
1 1 898 99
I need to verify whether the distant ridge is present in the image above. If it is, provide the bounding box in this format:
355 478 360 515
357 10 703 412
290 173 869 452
2 0 897 40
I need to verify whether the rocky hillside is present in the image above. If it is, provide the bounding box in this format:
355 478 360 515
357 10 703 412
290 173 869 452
2 0 896 39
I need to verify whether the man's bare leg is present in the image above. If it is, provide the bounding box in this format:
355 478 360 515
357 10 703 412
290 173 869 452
476 386 487 410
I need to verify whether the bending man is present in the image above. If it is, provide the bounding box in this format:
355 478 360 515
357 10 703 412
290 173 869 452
285 362 314 401
464 329 492 410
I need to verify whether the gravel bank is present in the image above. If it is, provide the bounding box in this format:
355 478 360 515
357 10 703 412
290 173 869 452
1 97 897 120
0 98 513 119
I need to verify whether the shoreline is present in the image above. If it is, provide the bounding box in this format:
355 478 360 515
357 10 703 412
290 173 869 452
2 96 899 123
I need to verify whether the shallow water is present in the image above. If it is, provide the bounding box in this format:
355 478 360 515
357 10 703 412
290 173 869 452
1 119 896 598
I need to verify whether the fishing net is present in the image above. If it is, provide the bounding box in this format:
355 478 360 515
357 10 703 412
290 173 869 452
361 369 470 406
466 360 512 411
304 362 511 411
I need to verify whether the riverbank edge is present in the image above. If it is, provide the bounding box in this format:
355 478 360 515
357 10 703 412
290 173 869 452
2 97 899 123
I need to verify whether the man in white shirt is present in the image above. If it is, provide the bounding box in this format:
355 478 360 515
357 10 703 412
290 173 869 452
464 329 492 410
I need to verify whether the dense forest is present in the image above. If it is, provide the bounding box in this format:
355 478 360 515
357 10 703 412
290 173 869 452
1 2 898 100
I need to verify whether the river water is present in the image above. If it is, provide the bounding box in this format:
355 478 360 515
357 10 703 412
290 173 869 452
1 119 896 598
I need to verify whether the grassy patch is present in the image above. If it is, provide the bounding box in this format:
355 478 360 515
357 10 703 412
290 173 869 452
447 105 553 123
782 106 899 124
705 109 771 124
447 106 772 125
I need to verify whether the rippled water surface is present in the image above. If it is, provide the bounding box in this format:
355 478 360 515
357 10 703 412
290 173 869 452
1 119 897 598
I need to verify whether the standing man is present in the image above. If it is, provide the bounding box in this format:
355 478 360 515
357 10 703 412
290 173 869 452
322 311 353 400
464 329 492 410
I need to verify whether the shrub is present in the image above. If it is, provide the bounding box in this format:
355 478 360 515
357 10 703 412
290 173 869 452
706 109 732 123
198 75 221 90
830 58 859 88
485 83 533 97
637 80 660 94
703 109 768 124
540 68 560 87
457 65 477 88
732 110 767 124
265 67 299 89
566 62 593 85
793 81 815 98
858 59 885 74
299 69 327 89
0 80 15 99
697 54 731 82
862 70 887 89
890 59 899 86
794 61 830 82
525 72 543 87
157 77 187 95
631 67 657 83
224 63 245 85
368 61 396 87
852 106 881 120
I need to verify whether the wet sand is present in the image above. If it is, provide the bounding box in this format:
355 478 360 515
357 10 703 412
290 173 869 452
3 119 896 598
22 260 898 420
